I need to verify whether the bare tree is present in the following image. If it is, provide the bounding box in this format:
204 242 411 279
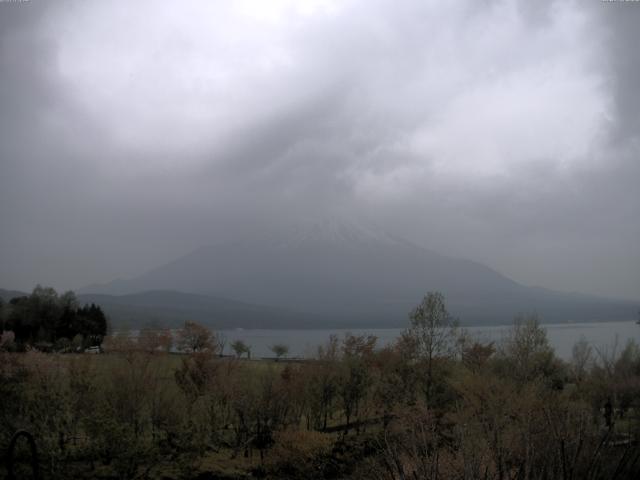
270 343 289 360
138 327 173 354
215 332 227 356
176 321 215 353
501 313 555 383
405 292 458 399
338 333 377 433
230 339 250 358
571 336 593 382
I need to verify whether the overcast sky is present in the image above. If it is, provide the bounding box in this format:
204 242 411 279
0 0 638 300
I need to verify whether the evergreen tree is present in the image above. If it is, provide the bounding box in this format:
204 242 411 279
4 287 108 349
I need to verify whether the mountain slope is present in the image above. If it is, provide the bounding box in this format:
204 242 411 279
0 288 28 302
81 218 638 326
77 290 325 329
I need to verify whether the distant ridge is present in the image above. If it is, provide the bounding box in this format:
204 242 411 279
79 218 639 327
3 287 324 330
0 288 28 302
77 290 327 329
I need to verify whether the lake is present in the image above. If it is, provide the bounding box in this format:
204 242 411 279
217 321 640 360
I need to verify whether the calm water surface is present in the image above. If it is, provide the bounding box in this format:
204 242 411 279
218 321 640 360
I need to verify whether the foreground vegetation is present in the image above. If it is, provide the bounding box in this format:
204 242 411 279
1 292 640 479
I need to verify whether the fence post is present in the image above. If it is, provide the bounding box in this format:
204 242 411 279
6 430 39 480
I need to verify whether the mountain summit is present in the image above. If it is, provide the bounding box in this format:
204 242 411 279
81 218 636 326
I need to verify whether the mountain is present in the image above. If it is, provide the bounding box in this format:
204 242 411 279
1 286 308 329
77 290 325 329
0 288 28 302
80 218 638 326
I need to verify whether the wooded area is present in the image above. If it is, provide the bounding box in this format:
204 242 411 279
1 292 639 479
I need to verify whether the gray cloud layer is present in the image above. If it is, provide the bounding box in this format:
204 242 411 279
0 0 638 299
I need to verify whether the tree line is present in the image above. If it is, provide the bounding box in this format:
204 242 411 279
0 285 108 352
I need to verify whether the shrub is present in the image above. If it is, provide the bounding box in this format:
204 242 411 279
265 429 333 477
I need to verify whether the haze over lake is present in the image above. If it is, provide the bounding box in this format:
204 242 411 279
219 320 640 360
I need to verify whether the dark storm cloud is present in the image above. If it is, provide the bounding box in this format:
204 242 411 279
0 0 638 299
